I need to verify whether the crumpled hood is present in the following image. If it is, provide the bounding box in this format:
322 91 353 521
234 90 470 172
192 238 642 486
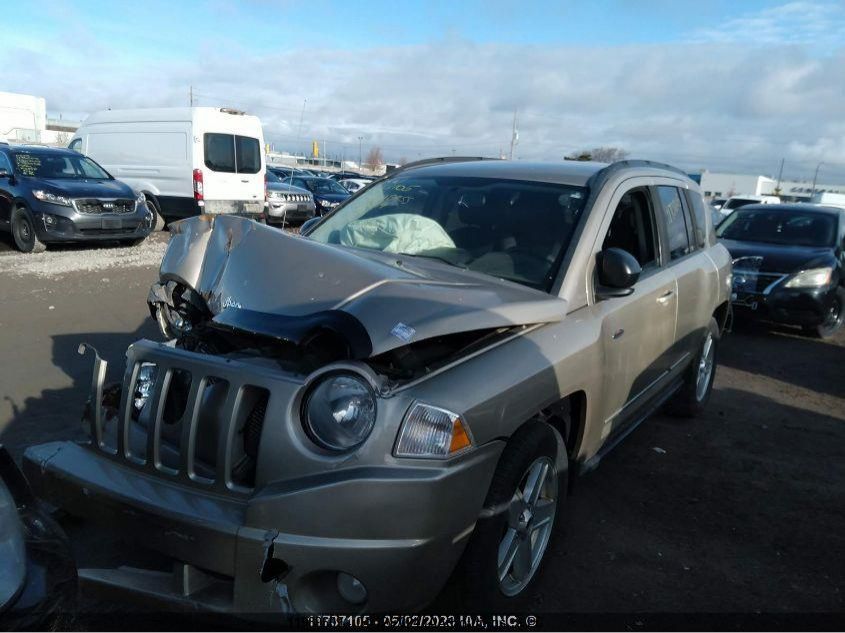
159 215 566 357
38 178 134 198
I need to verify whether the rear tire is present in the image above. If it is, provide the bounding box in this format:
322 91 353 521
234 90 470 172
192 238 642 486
11 207 46 253
810 287 845 339
452 421 565 611
667 317 719 417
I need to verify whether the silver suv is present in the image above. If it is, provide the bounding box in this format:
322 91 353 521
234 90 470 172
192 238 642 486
24 158 731 614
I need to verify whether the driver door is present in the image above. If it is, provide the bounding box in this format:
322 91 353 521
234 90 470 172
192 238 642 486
591 182 678 443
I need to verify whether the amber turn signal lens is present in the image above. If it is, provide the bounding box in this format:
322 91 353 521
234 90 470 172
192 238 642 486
449 418 471 453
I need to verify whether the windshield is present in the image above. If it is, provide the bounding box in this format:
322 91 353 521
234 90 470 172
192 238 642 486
296 178 349 195
266 170 282 182
12 151 111 180
717 208 837 247
723 198 759 210
308 175 588 290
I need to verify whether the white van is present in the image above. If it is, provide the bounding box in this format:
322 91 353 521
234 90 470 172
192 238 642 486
70 107 265 225
810 192 845 210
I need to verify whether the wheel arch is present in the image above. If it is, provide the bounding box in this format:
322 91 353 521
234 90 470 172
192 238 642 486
713 300 731 336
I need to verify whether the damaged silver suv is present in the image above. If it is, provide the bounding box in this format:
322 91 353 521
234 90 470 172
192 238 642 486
24 158 732 614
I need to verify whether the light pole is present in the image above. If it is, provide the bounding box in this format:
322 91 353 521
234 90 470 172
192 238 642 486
811 162 824 197
358 136 363 171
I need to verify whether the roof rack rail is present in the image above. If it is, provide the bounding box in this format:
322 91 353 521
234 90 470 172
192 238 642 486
387 155 499 177
586 159 690 193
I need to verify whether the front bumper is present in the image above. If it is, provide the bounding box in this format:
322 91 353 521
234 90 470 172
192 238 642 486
33 203 153 243
266 200 316 223
23 440 500 614
731 285 836 326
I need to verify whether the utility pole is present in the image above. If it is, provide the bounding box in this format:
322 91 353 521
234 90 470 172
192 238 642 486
775 158 784 195
358 136 363 170
189 85 194 106
811 162 824 197
509 108 519 160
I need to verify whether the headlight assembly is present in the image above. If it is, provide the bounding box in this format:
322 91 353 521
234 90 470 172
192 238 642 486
33 189 72 207
303 373 376 451
784 267 833 288
0 481 26 612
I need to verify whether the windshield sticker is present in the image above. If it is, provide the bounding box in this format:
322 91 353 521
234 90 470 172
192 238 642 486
390 322 416 343
14 154 40 176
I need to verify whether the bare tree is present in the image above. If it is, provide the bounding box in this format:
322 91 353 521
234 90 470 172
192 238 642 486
56 131 71 146
565 146 629 163
365 146 384 171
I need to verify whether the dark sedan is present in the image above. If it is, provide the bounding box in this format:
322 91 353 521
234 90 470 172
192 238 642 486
717 204 845 338
287 176 351 216
0 144 154 253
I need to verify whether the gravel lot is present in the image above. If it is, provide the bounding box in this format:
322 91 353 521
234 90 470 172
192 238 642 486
0 233 843 625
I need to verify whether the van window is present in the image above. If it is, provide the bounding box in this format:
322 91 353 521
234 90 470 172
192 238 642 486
204 133 236 172
656 186 691 260
204 133 261 174
235 136 260 174
68 138 82 152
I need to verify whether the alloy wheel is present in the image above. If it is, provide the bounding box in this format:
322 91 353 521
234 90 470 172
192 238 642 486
695 332 715 402
497 456 557 596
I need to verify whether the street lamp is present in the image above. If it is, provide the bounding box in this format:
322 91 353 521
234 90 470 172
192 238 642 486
811 162 824 197
358 136 363 170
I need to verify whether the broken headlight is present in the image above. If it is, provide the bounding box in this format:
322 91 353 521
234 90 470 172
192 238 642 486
303 373 376 451
133 362 158 413
149 281 208 341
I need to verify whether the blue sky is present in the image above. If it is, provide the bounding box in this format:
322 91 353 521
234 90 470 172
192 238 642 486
3 1 845 181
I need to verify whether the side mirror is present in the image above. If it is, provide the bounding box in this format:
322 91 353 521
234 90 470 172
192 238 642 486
300 216 321 235
0 168 9 179
596 248 641 299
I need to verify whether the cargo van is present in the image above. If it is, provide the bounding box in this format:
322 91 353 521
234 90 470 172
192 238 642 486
70 107 265 226
810 191 845 210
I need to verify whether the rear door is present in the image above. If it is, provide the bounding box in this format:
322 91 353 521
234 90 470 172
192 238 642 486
200 133 264 211
654 183 714 367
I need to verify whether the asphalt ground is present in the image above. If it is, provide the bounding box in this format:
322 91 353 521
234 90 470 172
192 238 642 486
0 230 843 627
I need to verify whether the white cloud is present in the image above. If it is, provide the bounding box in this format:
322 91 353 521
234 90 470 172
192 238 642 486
2 9 844 183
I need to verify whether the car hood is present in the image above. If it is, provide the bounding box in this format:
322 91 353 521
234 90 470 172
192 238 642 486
267 182 310 194
37 178 133 198
159 215 566 357
719 238 835 273
314 193 350 203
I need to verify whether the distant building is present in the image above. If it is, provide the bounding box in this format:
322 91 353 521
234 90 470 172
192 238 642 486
692 169 845 203
0 91 79 146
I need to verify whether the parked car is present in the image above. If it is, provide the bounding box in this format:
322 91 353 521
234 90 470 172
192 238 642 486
287 175 351 215
265 170 316 226
268 166 308 180
23 158 731 615
719 194 780 218
329 171 368 181
0 446 77 629
338 178 371 194
0 143 154 253
710 197 726 211
718 203 845 338
70 107 266 226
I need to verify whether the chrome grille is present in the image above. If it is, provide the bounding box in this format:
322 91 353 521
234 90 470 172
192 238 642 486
75 198 136 214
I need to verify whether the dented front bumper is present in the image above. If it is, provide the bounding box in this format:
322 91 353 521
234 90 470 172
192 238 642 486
23 439 500 614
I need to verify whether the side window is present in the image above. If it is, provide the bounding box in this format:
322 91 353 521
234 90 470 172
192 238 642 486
602 188 659 271
235 135 260 174
204 133 236 172
685 190 709 248
68 138 82 152
657 186 691 260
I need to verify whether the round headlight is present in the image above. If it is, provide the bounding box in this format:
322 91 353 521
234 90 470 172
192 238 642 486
303 374 376 451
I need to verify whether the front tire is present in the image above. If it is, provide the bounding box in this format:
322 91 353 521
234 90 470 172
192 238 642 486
811 287 845 339
11 207 46 253
453 421 565 610
144 195 166 231
667 317 719 417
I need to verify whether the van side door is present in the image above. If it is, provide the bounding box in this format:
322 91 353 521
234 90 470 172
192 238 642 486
0 151 14 228
590 180 678 444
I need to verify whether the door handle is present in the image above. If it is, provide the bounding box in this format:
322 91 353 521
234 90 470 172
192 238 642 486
612 328 624 340
656 290 674 304
241 179 249 183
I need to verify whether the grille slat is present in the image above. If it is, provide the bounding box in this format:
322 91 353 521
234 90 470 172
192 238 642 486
179 376 206 479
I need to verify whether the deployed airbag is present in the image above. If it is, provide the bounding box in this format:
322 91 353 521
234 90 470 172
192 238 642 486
339 214 456 255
